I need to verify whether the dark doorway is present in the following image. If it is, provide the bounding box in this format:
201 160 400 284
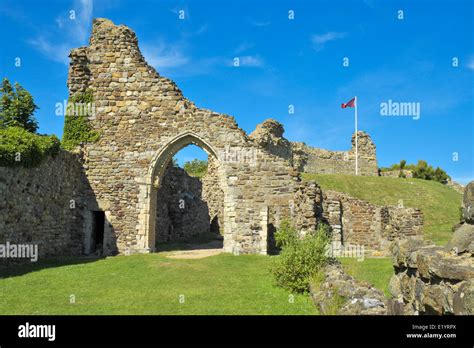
91 211 105 253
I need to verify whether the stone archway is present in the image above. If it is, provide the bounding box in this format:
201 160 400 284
140 132 227 252
69 18 299 255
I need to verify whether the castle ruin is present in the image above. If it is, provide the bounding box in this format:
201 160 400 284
0 19 423 259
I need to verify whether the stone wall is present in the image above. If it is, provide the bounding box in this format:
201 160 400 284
462 182 473 219
292 131 378 176
249 119 378 176
310 264 388 315
265 179 423 253
380 169 413 178
445 179 465 194
155 165 212 243
201 156 224 234
249 119 293 163
0 150 90 259
320 190 423 253
388 237 473 315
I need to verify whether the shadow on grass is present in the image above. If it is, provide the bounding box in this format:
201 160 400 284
0 255 105 279
156 234 223 252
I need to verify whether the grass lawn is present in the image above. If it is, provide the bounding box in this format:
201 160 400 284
302 174 462 245
339 257 393 297
0 253 316 315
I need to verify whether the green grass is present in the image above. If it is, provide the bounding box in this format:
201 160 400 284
302 174 462 245
0 253 316 315
339 257 393 297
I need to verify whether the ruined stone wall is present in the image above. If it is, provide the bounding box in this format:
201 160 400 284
320 190 423 252
249 119 293 163
249 119 378 176
292 131 378 176
201 156 224 233
389 238 473 315
69 18 298 255
379 169 413 178
292 181 321 233
323 191 381 249
155 166 211 243
0 150 90 259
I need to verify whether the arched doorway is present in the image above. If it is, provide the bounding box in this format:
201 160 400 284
155 145 223 250
142 132 227 252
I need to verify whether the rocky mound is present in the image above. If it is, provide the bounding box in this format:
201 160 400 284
388 181 474 315
310 263 388 315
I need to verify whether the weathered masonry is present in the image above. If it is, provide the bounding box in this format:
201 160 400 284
69 18 299 255
250 119 379 176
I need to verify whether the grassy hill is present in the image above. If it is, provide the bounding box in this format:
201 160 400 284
302 174 462 245
0 253 316 315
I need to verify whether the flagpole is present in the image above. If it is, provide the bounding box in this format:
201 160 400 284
355 96 358 176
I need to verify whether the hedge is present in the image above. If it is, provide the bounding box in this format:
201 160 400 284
0 126 60 167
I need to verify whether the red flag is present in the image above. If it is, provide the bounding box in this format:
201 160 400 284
341 97 356 108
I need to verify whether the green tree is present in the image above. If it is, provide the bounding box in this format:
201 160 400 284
399 160 406 170
398 159 407 178
183 159 208 178
409 160 449 183
0 78 38 133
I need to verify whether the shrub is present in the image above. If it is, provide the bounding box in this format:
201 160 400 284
381 159 450 183
274 219 299 248
62 89 100 150
271 222 331 293
0 126 60 167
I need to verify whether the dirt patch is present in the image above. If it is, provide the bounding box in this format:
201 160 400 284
165 248 223 259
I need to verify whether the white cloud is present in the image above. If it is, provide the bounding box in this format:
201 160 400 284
28 37 72 64
311 32 346 51
75 0 94 42
28 0 94 64
235 55 265 68
234 41 255 55
141 41 189 70
250 20 271 27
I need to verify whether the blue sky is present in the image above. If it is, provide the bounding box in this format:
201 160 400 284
1 0 473 183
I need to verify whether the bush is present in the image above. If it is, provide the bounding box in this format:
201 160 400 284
271 222 331 293
381 159 450 183
0 126 60 167
274 219 299 248
62 89 100 150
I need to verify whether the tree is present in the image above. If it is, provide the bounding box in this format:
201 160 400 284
399 160 406 170
0 78 39 133
183 159 208 178
398 159 407 178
